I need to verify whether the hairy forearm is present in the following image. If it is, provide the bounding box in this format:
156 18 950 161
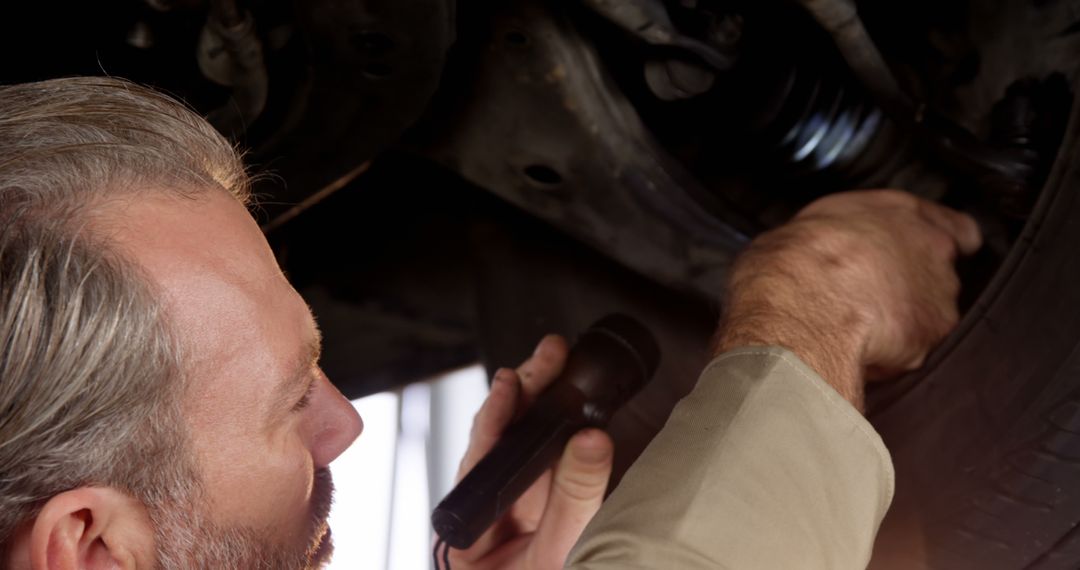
714 262 870 411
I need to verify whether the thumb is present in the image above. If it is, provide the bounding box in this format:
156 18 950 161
529 429 613 569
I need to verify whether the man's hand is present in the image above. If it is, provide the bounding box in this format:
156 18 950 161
446 335 614 569
716 190 982 410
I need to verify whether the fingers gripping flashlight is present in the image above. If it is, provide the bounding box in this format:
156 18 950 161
431 314 660 551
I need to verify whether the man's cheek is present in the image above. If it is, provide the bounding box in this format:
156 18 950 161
208 445 313 531
265 444 320 540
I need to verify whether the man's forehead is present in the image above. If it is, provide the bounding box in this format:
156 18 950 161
97 189 279 284
95 188 312 399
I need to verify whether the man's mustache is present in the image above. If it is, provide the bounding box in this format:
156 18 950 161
311 467 334 528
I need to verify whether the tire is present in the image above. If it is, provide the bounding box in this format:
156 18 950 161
868 72 1080 569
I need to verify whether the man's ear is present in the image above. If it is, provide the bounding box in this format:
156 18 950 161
26 487 155 570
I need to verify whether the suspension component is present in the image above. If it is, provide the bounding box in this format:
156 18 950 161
738 53 907 188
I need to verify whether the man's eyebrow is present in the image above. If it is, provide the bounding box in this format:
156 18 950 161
270 324 323 417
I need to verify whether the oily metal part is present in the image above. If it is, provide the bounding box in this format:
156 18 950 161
418 0 748 301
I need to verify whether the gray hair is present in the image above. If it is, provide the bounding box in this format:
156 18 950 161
0 77 251 549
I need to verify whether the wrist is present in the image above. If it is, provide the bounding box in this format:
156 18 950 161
715 287 871 411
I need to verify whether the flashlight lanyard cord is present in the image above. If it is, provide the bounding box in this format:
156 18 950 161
433 537 452 570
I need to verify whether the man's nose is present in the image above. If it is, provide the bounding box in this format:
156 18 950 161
309 369 364 467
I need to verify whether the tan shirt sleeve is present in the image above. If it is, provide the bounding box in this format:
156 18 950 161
565 346 894 570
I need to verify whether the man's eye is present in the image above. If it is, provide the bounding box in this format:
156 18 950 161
293 381 315 412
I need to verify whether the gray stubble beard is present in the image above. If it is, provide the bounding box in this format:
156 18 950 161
149 468 336 570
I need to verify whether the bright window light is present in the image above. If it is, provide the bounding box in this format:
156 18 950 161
327 365 489 570
326 392 397 569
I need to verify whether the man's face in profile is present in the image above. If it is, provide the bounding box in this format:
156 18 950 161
106 188 363 568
